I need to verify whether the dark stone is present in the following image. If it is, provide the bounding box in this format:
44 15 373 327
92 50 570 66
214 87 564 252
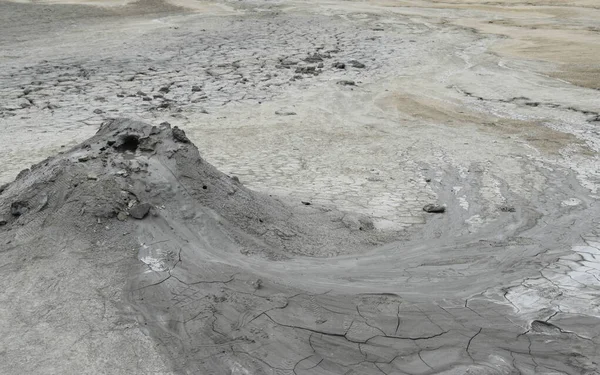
191 85 202 92
142 96 152 101
10 201 28 216
78 156 90 162
129 203 152 219
0 183 8 194
301 201 311 206
348 60 366 68
333 62 346 69
0 217 7 226
499 205 516 212
295 66 316 74
93 109 104 114
172 126 190 143
158 86 170 93
304 53 323 63
423 204 445 213
337 80 356 86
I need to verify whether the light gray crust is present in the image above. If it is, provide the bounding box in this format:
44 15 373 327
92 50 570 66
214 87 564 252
1 118 598 374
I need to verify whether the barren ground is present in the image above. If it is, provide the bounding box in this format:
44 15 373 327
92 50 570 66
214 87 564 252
0 0 599 374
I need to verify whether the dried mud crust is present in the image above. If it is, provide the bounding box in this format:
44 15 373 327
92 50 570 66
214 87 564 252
1 0 600 374
1 119 599 375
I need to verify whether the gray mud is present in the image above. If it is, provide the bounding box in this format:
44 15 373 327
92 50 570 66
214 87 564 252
1 118 599 374
1 0 600 374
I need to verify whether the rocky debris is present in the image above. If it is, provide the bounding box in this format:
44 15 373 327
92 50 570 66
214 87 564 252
423 203 446 213
172 126 190 143
337 80 355 86
129 203 152 219
276 58 298 69
117 212 128 221
10 201 28 216
348 60 365 68
275 110 296 116
303 53 324 63
499 205 516 212
251 278 263 290
0 184 8 194
295 66 319 75
0 217 7 226
332 62 346 69
191 85 202 92
87 173 98 180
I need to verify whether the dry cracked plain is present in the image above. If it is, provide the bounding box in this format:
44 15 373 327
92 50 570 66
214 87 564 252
1 0 600 374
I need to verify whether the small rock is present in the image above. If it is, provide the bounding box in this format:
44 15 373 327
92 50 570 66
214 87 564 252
158 86 170 93
87 173 98 180
191 85 202 92
0 183 8 194
425 178 432 182
78 156 90 162
10 201 28 216
337 80 356 86
252 279 263 290
304 53 323 63
275 111 296 116
0 217 7 226
423 204 445 213
93 109 103 114
136 90 146 96
333 62 346 69
301 201 311 206
117 212 128 221
348 60 366 68
129 203 152 219
172 126 190 143
317 62 324 68
499 205 516 212
142 96 152 101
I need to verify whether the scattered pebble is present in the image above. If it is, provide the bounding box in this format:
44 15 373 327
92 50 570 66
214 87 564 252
423 204 445 213
129 203 152 219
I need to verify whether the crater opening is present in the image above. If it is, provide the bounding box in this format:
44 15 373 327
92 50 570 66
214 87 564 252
116 135 140 153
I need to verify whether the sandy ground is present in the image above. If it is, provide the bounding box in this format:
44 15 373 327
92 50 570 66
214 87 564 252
1 0 600 374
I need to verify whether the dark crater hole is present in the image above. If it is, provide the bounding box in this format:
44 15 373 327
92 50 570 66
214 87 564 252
116 135 140 152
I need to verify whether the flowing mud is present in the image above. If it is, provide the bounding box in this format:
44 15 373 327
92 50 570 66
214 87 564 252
1 0 599 374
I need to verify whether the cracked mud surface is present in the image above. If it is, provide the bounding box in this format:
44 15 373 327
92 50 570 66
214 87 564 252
1 0 600 374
